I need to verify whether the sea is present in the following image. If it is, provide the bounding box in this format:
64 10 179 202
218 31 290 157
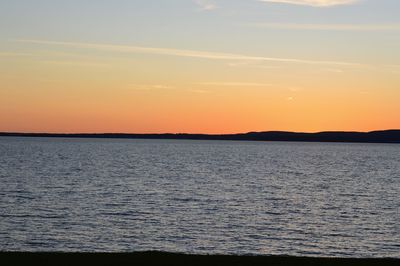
0 137 399 258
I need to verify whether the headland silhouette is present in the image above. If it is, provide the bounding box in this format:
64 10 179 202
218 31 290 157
1 130 399 144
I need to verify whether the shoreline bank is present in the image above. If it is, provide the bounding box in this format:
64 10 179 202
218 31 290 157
1 252 399 266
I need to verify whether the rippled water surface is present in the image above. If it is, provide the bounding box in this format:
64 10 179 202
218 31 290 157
0 137 399 257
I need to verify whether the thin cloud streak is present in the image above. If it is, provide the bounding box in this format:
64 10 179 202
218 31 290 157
190 89 210 94
41 60 110 68
15 39 366 67
194 0 217 11
197 82 274 87
151 85 174 89
249 23 400 31
129 84 176 91
259 0 360 7
0 52 36 57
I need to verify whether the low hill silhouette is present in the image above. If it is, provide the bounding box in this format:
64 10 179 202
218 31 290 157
1 130 399 143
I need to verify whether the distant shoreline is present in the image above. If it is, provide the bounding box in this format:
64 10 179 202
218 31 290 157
1 130 400 144
0 252 399 266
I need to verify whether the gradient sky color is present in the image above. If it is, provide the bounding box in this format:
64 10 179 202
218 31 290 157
1 0 399 133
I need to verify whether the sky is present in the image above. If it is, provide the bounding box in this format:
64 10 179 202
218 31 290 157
0 0 399 134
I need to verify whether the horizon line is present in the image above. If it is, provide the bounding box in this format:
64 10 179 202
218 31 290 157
1 129 399 135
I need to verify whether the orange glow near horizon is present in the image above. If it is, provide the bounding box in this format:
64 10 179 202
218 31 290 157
1 41 399 134
1 72 399 134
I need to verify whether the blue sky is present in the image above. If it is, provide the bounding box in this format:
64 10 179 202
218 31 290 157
1 0 399 55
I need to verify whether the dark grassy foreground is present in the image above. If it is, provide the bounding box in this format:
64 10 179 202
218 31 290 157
1 252 398 266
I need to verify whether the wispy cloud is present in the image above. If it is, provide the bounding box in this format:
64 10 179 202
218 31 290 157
227 61 283 69
0 52 36 57
41 60 110 68
249 23 400 31
321 68 344 73
190 89 210 94
197 82 274 87
194 0 217 11
151 85 174 89
258 0 360 7
387 64 400 74
15 39 365 67
130 84 175 91
289 87 302 92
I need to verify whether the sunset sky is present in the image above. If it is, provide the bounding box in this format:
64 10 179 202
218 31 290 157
1 0 399 133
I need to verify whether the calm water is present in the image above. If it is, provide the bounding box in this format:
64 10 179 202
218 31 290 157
0 137 399 257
